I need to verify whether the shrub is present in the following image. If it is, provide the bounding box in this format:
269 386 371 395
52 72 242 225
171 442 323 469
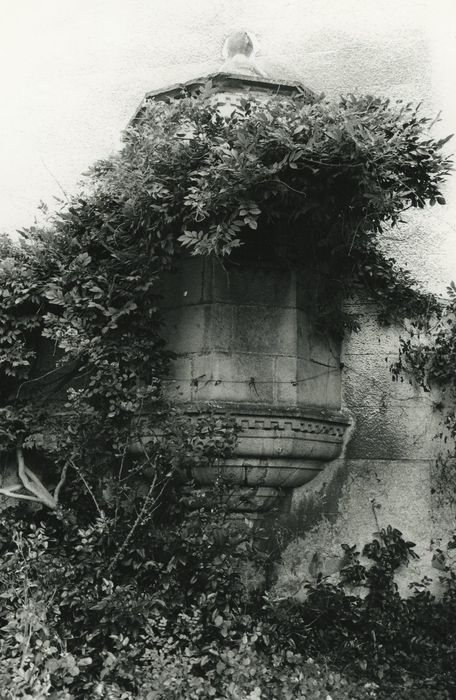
1 485 456 698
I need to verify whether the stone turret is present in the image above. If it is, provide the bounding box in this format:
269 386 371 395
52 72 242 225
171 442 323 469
136 32 350 516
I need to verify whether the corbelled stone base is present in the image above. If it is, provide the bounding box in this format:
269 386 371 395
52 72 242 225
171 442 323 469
187 402 350 513
156 257 349 514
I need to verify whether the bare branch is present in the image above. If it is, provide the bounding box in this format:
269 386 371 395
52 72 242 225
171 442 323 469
18 449 56 509
0 449 67 510
69 459 103 517
54 461 69 502
16 365 67 399
0 488 43 504
25 466 54 500
108 459 160 574
17 450 35 493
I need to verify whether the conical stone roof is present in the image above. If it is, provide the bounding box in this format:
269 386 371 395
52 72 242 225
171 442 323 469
130 30 315 124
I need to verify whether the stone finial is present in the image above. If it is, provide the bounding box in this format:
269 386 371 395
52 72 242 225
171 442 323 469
223 31 254 58
221 31 267 78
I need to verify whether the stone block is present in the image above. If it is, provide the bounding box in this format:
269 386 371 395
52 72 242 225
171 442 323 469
231 306 297 355
190 352 275 403
274 356 298 404
296 309 312 357
309 329 341 366
245 460 322 488
206 303 233 351
162 356 192 402
237 430 343 462
297 358 341 409
192 463 245 486
162 303 234 356
161 305 209 354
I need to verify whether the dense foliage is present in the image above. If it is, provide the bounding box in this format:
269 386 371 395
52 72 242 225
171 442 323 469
0 86 454 697
0 87 451 494
1 490 456 698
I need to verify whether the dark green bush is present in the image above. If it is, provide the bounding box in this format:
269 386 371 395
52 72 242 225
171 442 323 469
0 480 456 698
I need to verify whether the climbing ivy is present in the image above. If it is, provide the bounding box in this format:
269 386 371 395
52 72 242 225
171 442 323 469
0 85 452 505
391 279 456 457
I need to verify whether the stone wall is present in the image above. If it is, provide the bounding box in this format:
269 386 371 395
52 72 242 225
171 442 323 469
276 301 455 598
159 255 456 594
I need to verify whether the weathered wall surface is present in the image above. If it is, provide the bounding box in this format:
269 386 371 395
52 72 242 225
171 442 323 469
158 257 456 594
277 301 454 598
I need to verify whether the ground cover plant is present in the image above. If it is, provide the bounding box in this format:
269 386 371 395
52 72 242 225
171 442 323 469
1 486 456 698
0 85 454 697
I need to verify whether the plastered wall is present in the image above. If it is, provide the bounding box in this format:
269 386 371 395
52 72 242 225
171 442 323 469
3 0 456 291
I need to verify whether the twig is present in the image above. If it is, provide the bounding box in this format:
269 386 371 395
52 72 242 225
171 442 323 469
69 459 103 517
54 461 69 502
107 467 158 574
39 155 69 200
16 366 64 398
370 498 381 533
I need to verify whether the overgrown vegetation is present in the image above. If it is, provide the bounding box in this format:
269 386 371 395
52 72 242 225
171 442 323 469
1 487 456 698
0 86 455 697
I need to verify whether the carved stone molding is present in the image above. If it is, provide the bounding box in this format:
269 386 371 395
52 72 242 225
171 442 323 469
236 416 346 438
183 402 350 511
